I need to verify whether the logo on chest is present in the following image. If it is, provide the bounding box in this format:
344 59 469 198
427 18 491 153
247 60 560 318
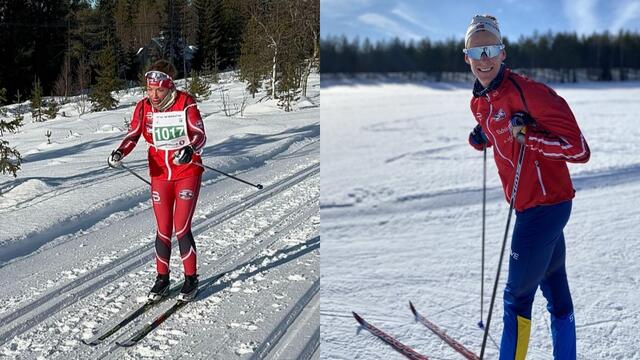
492 108 506 122
145 112 153 133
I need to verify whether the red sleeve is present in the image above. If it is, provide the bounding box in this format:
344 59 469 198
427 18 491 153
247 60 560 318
184 96 206 152
469 99 492 151
521 82 590 163
117 101 144 157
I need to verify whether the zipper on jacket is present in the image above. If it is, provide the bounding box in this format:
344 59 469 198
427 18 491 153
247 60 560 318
164 149 172 181
483 94 514 168
534 160 547 196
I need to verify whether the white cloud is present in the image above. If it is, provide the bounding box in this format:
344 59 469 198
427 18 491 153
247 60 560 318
321 0 372 19
391 2 444 35
390 3 439 34
610 0 640 32
358 13 423 40
563 0 598 34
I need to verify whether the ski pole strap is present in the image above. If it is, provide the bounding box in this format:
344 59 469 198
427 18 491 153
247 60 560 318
193 162 263 190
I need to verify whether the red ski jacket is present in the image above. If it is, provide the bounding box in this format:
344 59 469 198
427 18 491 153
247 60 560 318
117 91 206 181
469 67 590 211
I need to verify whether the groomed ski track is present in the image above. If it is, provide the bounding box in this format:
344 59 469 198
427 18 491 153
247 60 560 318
0 134 320 359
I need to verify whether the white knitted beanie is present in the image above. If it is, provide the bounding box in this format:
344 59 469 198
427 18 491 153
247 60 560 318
465 15 502 47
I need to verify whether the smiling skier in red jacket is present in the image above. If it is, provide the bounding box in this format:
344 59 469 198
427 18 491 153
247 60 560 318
465 15 590 359
108 60 206 302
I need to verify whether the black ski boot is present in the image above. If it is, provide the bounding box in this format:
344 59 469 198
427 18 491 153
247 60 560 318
178 274 198 301
148 273 170 302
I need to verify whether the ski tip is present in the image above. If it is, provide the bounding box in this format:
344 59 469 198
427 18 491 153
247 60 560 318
352 311 364 325
81 339 98 346
116 341 135 347
409 301 417 315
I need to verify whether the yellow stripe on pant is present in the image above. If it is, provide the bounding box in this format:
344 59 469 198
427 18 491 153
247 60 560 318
515 315 531 359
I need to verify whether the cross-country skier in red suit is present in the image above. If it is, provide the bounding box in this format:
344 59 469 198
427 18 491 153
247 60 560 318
107 60 206 302
464 15 590 360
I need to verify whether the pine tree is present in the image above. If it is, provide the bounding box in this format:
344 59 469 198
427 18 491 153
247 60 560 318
239 16 268 97
0 86 22 177
90 47 120 111
0 139 21 178
186 70 211 100
193 0 223 71
0 88 23 137
45 100 60 120
0 88 6 117
31 77 44 122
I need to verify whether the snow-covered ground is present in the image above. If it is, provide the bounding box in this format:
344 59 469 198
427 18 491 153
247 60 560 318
0 72 319 359
321 79 640 359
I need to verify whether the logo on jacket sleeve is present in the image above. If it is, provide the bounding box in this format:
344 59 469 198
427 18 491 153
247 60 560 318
179 189 194 200
492 108 506 122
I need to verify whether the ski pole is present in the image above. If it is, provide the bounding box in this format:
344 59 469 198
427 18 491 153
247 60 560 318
478 145 487 330
109 161 151 186
479 142 525 359
193 163 263 190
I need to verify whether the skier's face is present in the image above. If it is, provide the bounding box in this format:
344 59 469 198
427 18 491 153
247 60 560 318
147 85 170 105
465 31 506 87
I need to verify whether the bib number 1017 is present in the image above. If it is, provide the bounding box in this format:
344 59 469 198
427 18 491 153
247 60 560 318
154 126 185 141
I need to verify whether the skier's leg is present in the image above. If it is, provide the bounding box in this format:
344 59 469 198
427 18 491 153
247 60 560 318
540 233 576 360
499 201 571 360
173 175 201 276
151 178 175 275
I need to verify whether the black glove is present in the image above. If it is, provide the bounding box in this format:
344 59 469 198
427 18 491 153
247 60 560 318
107 150 123 168
469 124 488 147
173 146 194 165
509 111 535 143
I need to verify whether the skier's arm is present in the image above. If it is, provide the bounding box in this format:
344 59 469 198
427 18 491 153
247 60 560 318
522 84 590 163
468 124 492 151
185 97 206 153
116 101 144 157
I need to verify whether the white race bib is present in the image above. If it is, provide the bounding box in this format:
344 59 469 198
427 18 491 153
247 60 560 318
151 111 189 150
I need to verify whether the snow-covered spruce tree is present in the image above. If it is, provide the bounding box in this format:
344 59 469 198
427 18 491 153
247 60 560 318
30 77 45 122
0 89 22 177
90 47 120 111
186 70 211 101
0 88 23 137
45 100 60 120
0 139 21 178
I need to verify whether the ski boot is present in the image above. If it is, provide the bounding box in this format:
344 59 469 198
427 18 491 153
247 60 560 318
178 274 198 302
148 273 170 302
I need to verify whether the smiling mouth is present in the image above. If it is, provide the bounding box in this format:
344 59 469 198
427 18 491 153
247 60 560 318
478 67 493 73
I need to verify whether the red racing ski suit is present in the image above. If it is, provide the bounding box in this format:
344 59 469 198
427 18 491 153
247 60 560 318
116 90 206 275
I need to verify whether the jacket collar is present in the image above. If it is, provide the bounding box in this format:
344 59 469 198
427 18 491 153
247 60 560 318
472 63 507 98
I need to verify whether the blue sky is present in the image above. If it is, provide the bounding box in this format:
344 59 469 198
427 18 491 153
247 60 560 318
321 0 640 42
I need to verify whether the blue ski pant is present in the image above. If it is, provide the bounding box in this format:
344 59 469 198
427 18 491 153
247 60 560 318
499 200 576 360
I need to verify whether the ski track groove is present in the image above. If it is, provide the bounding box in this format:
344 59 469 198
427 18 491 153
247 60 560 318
250 279 320 360
0 160 319 349
92 198 319 359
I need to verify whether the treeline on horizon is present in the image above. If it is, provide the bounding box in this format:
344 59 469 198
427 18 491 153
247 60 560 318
320 30 640 80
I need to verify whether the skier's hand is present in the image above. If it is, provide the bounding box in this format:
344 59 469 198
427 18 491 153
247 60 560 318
509 111 535 143
173 146 194 165
108 150 123 168
469 124 488 150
